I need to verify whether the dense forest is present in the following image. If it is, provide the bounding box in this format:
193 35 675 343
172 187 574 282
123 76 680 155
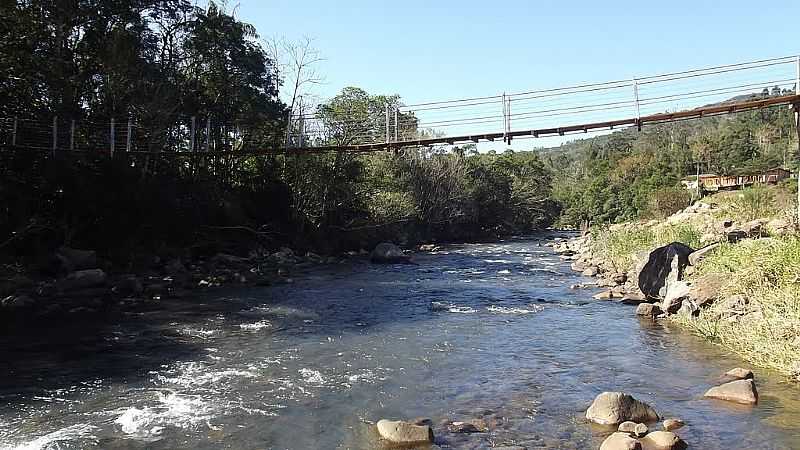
543 94 799 226
0 0 558 269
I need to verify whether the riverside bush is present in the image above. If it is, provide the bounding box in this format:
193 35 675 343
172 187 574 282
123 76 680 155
646 186 691 219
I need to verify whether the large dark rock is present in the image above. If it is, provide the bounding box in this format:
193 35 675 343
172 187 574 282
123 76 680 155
56 269 107 292
1 294 36 311
370 243 411 264
637 242 694 300
50 247 98 274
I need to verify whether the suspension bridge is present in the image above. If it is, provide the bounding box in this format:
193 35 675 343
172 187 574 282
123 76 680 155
1 55 799 156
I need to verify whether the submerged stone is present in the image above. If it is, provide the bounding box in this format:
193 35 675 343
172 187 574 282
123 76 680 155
376 419 434 444
370 243 411 264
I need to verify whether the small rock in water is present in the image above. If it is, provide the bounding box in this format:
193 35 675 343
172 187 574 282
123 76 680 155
619 293 646 305
370 243 411 264
429 301 449 312
57 268 107 292
1 294 36 310
586 392 660 425
447 421 484 433
722 367 754 382
618 421 648 438
593 291 619 300
600 432 642 450
636 303 662 317
639 430 687 450
411 417 432 426
376 419 434 444
582 266 599 277
662 418 684 431
704 379 758 405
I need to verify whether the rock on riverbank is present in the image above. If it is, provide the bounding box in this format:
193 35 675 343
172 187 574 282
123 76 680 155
0 243 386 320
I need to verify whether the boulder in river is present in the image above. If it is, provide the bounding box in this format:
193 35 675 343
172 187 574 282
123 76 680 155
721 367 754 382
113 275 144 296
600 432 642 450
57 269 107 292
662 418 684 432
704 379 758 405
447 420 485 433
164 258 188 276
376 419 433 444
54 246 98 273
593 290 621 300
370 243 412 264
1 294 36 311
637 242 694 300
618 421 648 438
639 430 687 450
586 392 660 425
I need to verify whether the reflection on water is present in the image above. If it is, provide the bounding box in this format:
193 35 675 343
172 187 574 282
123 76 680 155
1 236 799 449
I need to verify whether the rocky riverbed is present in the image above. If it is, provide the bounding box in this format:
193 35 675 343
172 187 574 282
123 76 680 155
0 243 413 321
2 235 800 449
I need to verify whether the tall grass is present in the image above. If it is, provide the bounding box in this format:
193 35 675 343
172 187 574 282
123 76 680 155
675 237 800 378
710 184 787 223
592 223 703 272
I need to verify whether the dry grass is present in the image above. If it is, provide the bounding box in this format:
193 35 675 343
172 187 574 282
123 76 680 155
674 237 800 379
590 183 800 378
591 223 703 272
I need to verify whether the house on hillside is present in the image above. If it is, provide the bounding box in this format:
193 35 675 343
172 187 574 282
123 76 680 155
681 168 791 192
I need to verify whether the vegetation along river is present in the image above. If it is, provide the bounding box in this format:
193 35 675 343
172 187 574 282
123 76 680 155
1 236 799 449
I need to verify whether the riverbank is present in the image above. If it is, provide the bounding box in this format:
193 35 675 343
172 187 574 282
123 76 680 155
554 185 800 380
0 239 430 323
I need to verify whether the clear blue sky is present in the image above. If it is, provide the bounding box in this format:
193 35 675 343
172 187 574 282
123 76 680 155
238 0 798 104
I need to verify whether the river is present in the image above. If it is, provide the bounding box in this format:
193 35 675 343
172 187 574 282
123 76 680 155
1 236 799 449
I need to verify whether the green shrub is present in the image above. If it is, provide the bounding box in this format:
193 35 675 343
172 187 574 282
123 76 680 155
729 184 777 221
647 186 690 219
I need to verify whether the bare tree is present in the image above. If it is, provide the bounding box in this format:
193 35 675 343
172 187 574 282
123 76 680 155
265 36 324 148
